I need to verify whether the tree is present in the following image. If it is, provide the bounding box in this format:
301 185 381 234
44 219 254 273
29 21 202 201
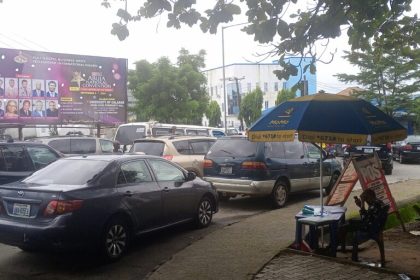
239 87 263 127
206 100 222 127
128 49 209 124
102 0 415 81
335 16 419 117
275 88 296 105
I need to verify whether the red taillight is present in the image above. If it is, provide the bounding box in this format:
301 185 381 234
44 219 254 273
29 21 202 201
203 159 214 168
44 200 83 217
241 161 267 170
402 144 413 151
163 155 173 161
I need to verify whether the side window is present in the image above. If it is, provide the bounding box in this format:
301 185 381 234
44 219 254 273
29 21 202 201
173 140 192 155
70 139 96 154
26 146 60 170
119 160 153 184
190 140 214 155
148 159 185 181
265 142 285 158
0 145 33 172
284 141 305 159
49 139 71 154
212 130 225 138
305 143 321 159
100 139 114 153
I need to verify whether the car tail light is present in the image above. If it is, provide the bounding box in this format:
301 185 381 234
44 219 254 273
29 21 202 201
402 144 413 151
44 200 83 216
163 155 173 161
241 161 268 170
203 159 214 168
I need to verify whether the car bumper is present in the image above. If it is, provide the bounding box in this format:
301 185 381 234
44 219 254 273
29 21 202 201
0 215 88 249
401 151 420 161
203 177 275 196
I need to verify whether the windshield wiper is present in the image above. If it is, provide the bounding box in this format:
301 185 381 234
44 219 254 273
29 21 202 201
219 149 233 155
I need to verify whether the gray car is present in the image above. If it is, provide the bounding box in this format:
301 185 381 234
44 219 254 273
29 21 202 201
0 155 218 261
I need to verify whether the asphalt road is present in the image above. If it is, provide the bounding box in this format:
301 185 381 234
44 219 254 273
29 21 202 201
0 160 418 279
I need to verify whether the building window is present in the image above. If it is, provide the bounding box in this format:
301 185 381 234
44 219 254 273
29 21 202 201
264 82 268 92
274 82 279 92
264 101 269 109
247 83 251 92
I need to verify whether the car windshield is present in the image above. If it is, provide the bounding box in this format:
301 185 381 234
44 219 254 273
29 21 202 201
23 159 109 185
406 135 420 143
115 125 146 145
131 141 165 156
208 138 257 157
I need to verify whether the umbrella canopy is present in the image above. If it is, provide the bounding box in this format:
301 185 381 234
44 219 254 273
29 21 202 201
248 93 407 145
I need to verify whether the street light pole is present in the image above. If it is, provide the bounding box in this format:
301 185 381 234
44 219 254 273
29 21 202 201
221 22 248 133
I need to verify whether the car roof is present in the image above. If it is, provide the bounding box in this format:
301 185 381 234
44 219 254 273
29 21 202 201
133 135 216 142
63 154 163 162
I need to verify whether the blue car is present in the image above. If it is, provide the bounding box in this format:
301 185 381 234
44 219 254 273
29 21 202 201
0 155 218 261
203 136 342 208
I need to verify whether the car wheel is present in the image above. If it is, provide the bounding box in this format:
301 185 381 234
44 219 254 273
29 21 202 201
101 217 130 261
326 172 340 195
218 192 230 202
195 197 213 228
399 154 406 164
271 182 288 208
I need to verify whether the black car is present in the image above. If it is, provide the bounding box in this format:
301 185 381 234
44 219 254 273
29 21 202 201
343 144 393 174
203 136 342 208
392 135 420 163
0 140 62 185
0 155 218 261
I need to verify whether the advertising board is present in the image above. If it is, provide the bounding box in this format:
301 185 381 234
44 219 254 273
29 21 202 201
0 48 127 125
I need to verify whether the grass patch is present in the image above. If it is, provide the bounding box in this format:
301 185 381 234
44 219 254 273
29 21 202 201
345 201 420 230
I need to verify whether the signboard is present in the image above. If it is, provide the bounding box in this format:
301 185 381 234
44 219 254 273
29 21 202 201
353 153 397 213
326 160 359 206
0 48 127 125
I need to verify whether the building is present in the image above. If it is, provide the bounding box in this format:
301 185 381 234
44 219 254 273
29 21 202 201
202 58 316 129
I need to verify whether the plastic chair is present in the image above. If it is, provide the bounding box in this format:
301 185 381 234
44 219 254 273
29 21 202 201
351 205 390 267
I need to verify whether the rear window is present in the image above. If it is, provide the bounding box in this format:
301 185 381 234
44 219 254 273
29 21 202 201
23 159 109 185
208 138 257 157
131 141 165 156
152 127 184 136
0 145 33 172
115 125 146 145
70 139 96 154
49 139 71 154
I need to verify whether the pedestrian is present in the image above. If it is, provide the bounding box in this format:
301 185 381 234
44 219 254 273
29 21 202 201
113 141 122 153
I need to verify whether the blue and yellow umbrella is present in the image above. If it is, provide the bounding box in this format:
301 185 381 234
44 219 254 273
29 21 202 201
248 93 407 214
248 93 407 145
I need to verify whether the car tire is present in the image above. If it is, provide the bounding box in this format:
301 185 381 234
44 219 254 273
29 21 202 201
101 217 130 262
218 192 231 202
271 181 288 208
399 154 406 164
326 172 340 195
195 197 213 228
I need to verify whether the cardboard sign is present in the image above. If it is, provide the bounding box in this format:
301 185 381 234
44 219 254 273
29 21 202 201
326 160 359 206
353 154 397 213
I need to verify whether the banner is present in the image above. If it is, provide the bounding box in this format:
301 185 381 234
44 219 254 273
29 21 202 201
353 154 397 213
326 160 359 206
0 48 127 125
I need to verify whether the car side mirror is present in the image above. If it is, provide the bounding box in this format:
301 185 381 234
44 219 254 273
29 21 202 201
186 171 196 181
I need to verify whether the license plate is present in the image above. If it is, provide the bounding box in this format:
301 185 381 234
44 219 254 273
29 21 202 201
363 148 373 153
12 203 31 217
220 166 232 174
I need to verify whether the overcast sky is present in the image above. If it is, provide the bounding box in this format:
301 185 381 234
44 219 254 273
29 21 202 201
0 1 418 93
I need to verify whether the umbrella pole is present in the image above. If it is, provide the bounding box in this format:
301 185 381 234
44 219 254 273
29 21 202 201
320 142 324 216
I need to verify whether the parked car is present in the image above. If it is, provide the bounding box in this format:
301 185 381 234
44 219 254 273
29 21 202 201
392 135 420 163
343 144 393 174
203 136 342 208
31 136 115 155
0 140 62 185
129 136 217 177
0 155 218 261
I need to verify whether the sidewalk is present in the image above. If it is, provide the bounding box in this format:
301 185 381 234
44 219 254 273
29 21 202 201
146 179 420 280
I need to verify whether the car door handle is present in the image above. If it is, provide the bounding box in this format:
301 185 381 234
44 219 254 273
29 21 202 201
163 187 170 192
124 191 133 197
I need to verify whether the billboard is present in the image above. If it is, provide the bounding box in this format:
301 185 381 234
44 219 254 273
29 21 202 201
0 48 127 125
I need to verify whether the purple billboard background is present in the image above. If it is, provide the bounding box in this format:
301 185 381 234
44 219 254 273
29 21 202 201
0 48 127 125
